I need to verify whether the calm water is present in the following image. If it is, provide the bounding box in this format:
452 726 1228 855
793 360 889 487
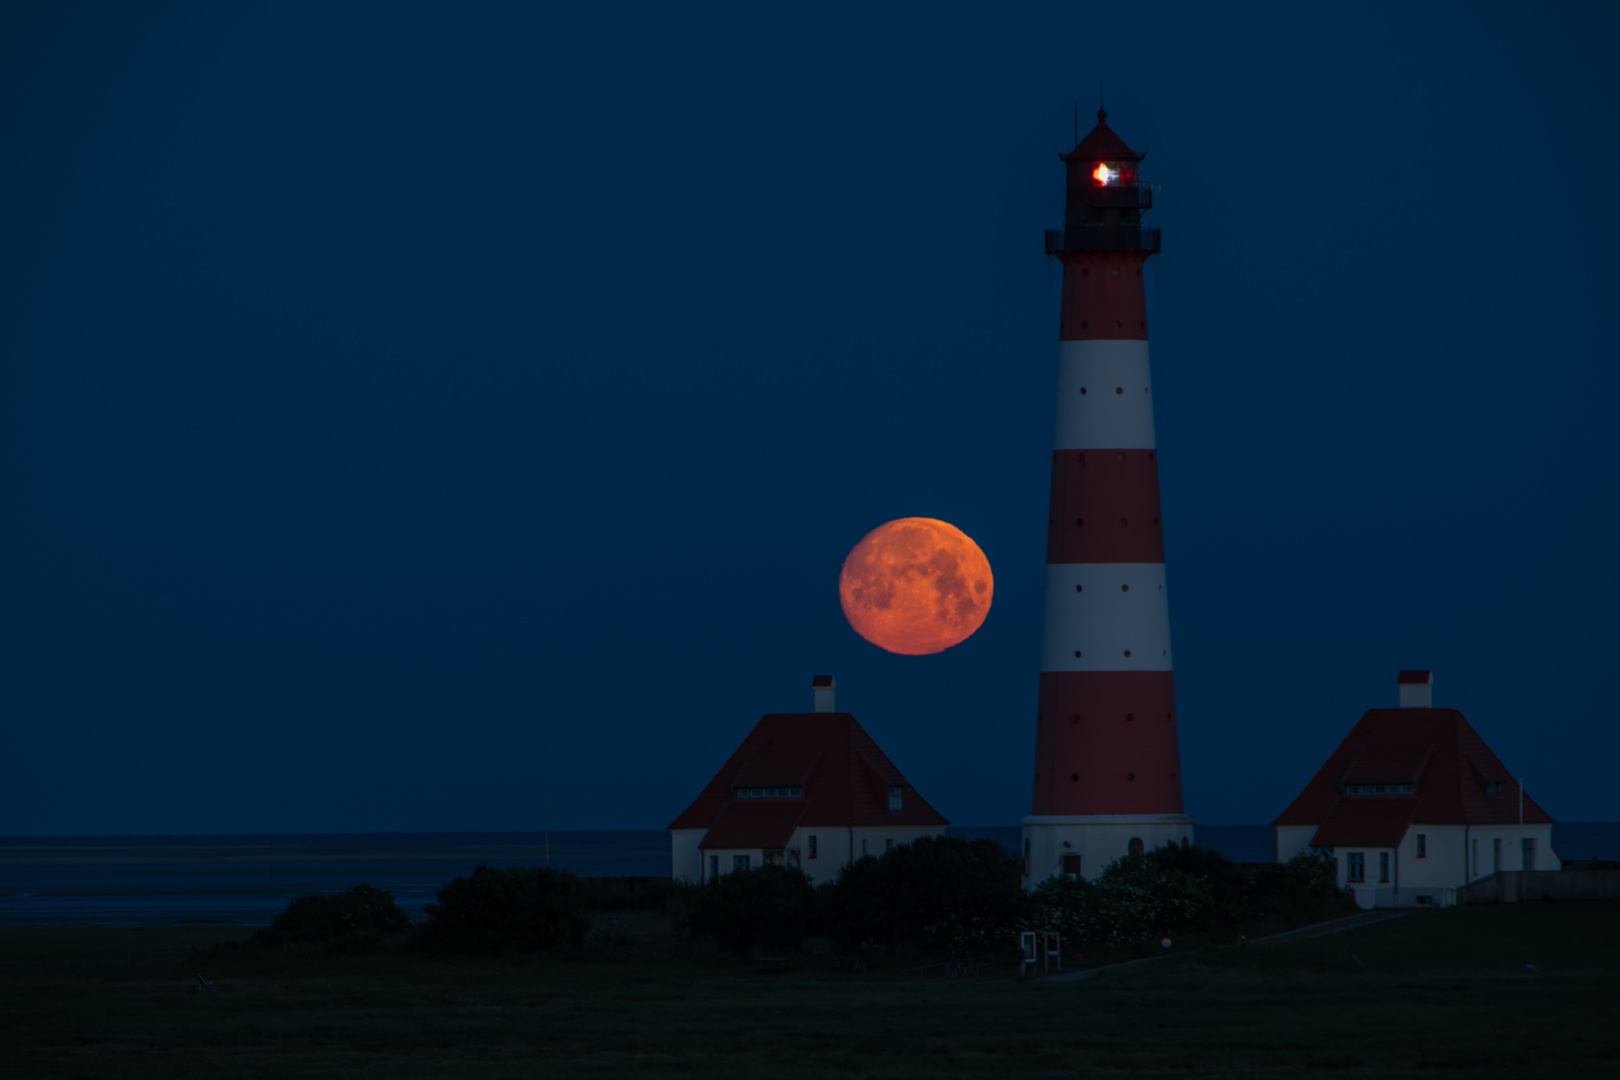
2 823 1615 927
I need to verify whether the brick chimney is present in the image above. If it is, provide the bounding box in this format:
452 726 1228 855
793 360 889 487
1398 670 1433 708
812 675 835 713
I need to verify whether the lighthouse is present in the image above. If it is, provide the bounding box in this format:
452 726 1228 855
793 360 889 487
1021 108 1193 883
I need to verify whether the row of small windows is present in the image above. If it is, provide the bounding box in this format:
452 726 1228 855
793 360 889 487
1076 386 1149 395
1344 783 1413 795
1069 649 1171 658
1345 851 1389 884
707 833 910 879
1339 836 1540 883
735 786 802 799
1070 584 1164 591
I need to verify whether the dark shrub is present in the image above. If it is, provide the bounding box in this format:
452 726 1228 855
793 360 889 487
422 866 591 951
1139 842 1251 922
1248 848 1349 921
672 864 815 955
820 836 1027 955
255 884 410 945
1029 853 1215 945
579 876 681 912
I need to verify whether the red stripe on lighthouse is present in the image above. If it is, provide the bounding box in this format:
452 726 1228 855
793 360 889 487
1057 252 1152 341
1032 671 1181 815
1046 449 1166 564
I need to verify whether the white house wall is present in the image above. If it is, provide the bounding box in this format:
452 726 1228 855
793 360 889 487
1274 825 1316 864
688 825 949 886
670 829 705 883
1313 823 1560 908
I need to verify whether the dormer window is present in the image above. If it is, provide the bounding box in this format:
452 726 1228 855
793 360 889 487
1344 783 1414 795
887 786 903 812
1486 781 1502 795
735 786 802 799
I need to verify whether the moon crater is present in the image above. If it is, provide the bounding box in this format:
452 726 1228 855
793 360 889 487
839 517 993 655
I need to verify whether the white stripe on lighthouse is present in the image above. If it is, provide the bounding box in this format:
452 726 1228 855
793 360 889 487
1040 562 1173 672
1053 340 1157 450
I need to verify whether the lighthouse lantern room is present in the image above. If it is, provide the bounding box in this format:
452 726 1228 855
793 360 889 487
1023 108 1193 884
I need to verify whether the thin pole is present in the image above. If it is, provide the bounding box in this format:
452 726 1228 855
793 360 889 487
545 793 551 868
1518 777 1524 870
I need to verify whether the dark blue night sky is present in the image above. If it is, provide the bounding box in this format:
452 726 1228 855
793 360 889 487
3 1 1616 834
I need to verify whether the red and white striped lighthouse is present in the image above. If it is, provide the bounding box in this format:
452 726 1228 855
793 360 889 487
1021 108 1193 882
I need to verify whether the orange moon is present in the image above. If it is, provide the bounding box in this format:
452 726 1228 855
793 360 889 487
839 518 993 656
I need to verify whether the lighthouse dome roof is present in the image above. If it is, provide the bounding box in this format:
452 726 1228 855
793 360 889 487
1063 108 1143 163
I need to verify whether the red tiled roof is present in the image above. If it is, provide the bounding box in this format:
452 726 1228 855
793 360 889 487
699 801 806 850
1273 708 1553 848
1063 108 1142 163
667 713 949 847
1398 670 1432 684
1311 797 1418 848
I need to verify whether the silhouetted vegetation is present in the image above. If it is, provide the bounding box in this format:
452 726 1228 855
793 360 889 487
242 842 1349 961
420 866 591 951
249 884 410 947
671 864 817 954
1025 844 1350 946
820 835 1028 955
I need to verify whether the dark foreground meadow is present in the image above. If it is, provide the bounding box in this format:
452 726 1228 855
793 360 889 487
2 902 1618 1079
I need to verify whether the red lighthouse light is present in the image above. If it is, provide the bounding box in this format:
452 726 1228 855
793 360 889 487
1092 162 1119 186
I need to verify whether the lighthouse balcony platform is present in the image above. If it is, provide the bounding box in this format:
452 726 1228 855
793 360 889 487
1045 225 1161 254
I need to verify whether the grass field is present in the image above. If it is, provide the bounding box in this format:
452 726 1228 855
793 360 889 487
2 902 1618 1078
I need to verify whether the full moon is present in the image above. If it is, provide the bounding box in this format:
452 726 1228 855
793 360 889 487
838 517 994 656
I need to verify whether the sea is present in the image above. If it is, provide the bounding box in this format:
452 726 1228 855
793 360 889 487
2 823 1616 928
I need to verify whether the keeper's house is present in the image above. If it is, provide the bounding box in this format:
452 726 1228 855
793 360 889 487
1274 671 1559 908
669 677 948 885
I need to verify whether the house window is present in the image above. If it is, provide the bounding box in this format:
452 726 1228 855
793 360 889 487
885 838 894 852
1486 781 1502 794
888 786 903 812
1023 838 1031 878
1416 834 1426 859
861 839 868 857
1493 838 1501 874
734 854 751 872
1347 852 1365 882
764 849 784 867
1472 838 1478 877
709 854 718 880
1379 852 1390 883
808 835 818 859
1522 837 1537 870
1061 853 1082 877
1128 837 1144 856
